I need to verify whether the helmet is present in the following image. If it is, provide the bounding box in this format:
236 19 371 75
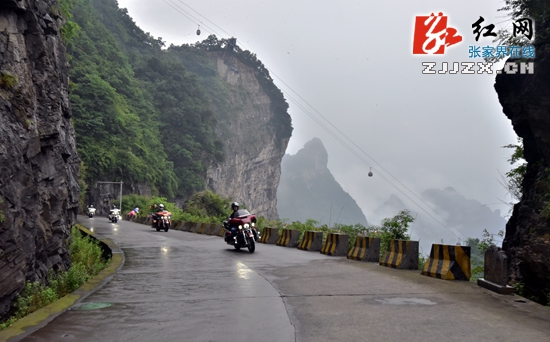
90 205 93 208
231 202 239 210
159 204 165 210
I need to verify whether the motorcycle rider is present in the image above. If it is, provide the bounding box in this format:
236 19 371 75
229 202 240 219
226 202 241 237
152 204 165 228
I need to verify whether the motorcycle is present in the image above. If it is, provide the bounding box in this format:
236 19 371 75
108 208 121 223
87 207 96 218
153 210 172 232
223 209 259 253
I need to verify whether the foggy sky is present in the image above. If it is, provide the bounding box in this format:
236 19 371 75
116 0 521 245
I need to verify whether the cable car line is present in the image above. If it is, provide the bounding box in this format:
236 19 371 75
266 68 467 238
176 0 234 38
159 1 468 240
280 88 464 240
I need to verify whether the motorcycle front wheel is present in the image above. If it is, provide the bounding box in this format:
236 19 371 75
164 223 169 232
247 237 255 253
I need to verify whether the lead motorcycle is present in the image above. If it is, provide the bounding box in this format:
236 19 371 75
108 207 121 223
223 209 259 253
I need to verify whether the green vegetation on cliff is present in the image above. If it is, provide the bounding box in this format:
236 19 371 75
65 0 290 200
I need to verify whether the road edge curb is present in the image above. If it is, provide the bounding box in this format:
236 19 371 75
0 224 125 342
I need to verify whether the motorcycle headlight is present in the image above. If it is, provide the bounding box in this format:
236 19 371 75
238 225 243 230
251 222 255 227
244 223 250 229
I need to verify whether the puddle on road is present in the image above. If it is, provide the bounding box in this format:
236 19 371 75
73 302 113 310
374 297 437 305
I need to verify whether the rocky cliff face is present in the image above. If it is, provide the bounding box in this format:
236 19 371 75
0 0 80 319
277 138 369 226
206 55 291 220
494 52 550 301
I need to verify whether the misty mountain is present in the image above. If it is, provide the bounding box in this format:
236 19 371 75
277 138 368 226
374 187 507 253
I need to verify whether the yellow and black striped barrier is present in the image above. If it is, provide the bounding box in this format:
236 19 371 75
421 244 471 280
191 223 203 233
197 223 210 234
218 224 227 237
208 224 222 236
182 222 194 232
297 231 323 251
380 239 419 269
276 229 300 247
260 227 279 244
347 236 380 262
321 233 349 256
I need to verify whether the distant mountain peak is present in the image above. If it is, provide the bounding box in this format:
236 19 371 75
277 138 368 226
293 137 328 170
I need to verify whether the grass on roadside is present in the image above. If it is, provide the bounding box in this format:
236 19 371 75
0 226 109 330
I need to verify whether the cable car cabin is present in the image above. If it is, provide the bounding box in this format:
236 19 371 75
196 25 201 35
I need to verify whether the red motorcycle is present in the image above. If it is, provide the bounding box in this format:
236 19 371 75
223 209 259 253
153 210 172 232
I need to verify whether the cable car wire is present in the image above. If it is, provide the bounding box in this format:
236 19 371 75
157 1 469 240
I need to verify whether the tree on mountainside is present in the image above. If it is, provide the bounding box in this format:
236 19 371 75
66 0 224 199
133 56 224 197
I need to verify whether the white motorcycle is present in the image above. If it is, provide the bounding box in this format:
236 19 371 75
108 208 121 223
87 207 96 218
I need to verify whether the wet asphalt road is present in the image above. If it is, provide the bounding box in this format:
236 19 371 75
18 216 550 342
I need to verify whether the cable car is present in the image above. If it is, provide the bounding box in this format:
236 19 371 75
368 167 373 177
196 25 201 35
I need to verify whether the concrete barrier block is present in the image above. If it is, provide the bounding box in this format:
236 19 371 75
321 233 349 256
380 239 419 270
191 223 202 233
180 222 193 231
170 221 179 230
276 229 300 247
421 244 471 280
197 223 210 234
477 245 514 294
347 236 380 262
298 231 324 251
218 224 227 237
208 224 222 235
260 227 279 244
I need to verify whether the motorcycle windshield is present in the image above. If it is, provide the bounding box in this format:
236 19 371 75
235 209 250 217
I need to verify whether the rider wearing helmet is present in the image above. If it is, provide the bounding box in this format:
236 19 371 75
226 202 241 237
229 202 239 219
152 204 165 228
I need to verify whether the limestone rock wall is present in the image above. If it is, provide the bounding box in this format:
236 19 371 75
0 0 80 319
494 52 550 302
206 56 291 219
